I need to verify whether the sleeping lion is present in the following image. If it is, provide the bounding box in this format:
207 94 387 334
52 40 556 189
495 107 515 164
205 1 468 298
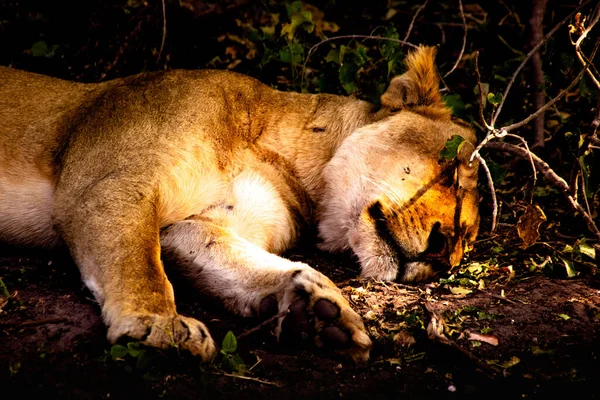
0 47 479 363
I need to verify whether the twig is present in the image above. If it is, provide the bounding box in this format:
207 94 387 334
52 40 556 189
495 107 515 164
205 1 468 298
474 52 492 130
504 133 537 184
579 171 593 218
0 318 72 329
237 309 289 340
424 301 499 379
571 3 600 89
474 153 498 232
485 142 600 241
404 0 430 43
444 0 467 78
157 0 167 62
487 292 517 304
491 1 590 127
208 371 281 387
502 37 599 132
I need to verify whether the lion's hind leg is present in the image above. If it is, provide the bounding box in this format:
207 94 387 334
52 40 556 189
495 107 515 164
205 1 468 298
160 216 372 363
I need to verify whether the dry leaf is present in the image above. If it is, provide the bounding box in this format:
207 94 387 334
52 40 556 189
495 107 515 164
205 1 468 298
467 331 499 346
517 204 546 248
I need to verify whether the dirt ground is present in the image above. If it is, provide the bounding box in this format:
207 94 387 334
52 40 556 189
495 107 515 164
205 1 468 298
1 240 599 400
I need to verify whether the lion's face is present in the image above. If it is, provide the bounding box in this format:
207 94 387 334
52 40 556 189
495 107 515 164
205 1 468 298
317 47 480 282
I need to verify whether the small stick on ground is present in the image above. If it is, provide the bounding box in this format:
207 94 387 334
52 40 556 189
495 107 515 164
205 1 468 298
237 309 289 340
0 318 72 329
424 301 499 379
208 371 281 387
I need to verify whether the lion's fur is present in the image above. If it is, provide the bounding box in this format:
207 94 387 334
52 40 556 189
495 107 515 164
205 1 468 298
0 46 479 362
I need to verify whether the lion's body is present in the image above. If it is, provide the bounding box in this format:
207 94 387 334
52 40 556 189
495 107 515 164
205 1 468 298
0 47 479 362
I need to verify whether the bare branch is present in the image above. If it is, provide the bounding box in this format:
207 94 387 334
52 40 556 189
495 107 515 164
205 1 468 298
474 153 498 232
502 37 599 132
572 3 600 89
485 142 600 241
443 0 467 78
404 0 430 43
158 0 167 62
491 2 590 127
474 52 492 131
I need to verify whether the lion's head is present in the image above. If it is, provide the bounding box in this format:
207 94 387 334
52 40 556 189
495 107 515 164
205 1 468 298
318 47 480 282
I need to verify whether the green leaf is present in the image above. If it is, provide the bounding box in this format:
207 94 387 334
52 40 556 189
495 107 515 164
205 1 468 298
135 350 155 369
127 342 141 358
338 61 360 94
279 43 304 64
280 11 314 40
438 135 466 162
579 243 596 259
449 286 472 295
557 313 571 321
0 277 9 298
487 92 503 106
443 93 465 116
285 1 303 17
325 49 340 64
531 345 555 355
32 41 48 57
561 258 579 278
110 344 129 359
221 331 237 353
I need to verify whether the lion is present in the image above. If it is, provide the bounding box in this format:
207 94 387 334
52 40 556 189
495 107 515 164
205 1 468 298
0 46 479 363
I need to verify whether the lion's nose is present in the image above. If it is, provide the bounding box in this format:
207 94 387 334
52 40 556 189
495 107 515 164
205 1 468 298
422 222 449 264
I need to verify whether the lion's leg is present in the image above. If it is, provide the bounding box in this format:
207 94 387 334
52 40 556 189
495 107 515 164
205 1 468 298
160 217 372 362
53 180 216 361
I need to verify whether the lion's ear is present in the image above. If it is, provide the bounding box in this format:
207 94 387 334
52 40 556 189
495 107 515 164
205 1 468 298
380 46 443 111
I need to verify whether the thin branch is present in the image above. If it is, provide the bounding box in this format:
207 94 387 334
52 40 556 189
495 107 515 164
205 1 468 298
404 0 430 43
424 301 499 379
237 309 289 340
572 3 600 89
0 318 72 329
444 0 467 78
504 133 537 184
491 1 590 127
474 153 498 232
208 371 281 387
474 52 492 130
579 171 593 218
485 142 600 240
502 37 599 132
157 0 167 62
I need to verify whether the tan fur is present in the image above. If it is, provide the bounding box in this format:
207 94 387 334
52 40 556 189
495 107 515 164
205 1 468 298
0 47 479 362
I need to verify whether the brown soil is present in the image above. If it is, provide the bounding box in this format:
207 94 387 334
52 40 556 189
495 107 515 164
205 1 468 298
1 244 599 400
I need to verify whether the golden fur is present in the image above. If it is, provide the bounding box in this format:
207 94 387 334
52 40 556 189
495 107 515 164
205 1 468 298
0 47 479 362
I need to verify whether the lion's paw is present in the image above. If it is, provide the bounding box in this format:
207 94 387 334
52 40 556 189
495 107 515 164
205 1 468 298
263 267 372 363
106 314 217 362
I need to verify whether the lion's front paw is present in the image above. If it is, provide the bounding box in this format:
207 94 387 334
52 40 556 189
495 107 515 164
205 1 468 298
106 314 217 362
265 267 372 363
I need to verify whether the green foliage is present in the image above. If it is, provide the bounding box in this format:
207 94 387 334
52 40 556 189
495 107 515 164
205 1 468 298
0 277 9 298
222 1 407 100
31 41 58 58
218 331 247 375
486 92 503 107
102 341 157 375
439 135 466 162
